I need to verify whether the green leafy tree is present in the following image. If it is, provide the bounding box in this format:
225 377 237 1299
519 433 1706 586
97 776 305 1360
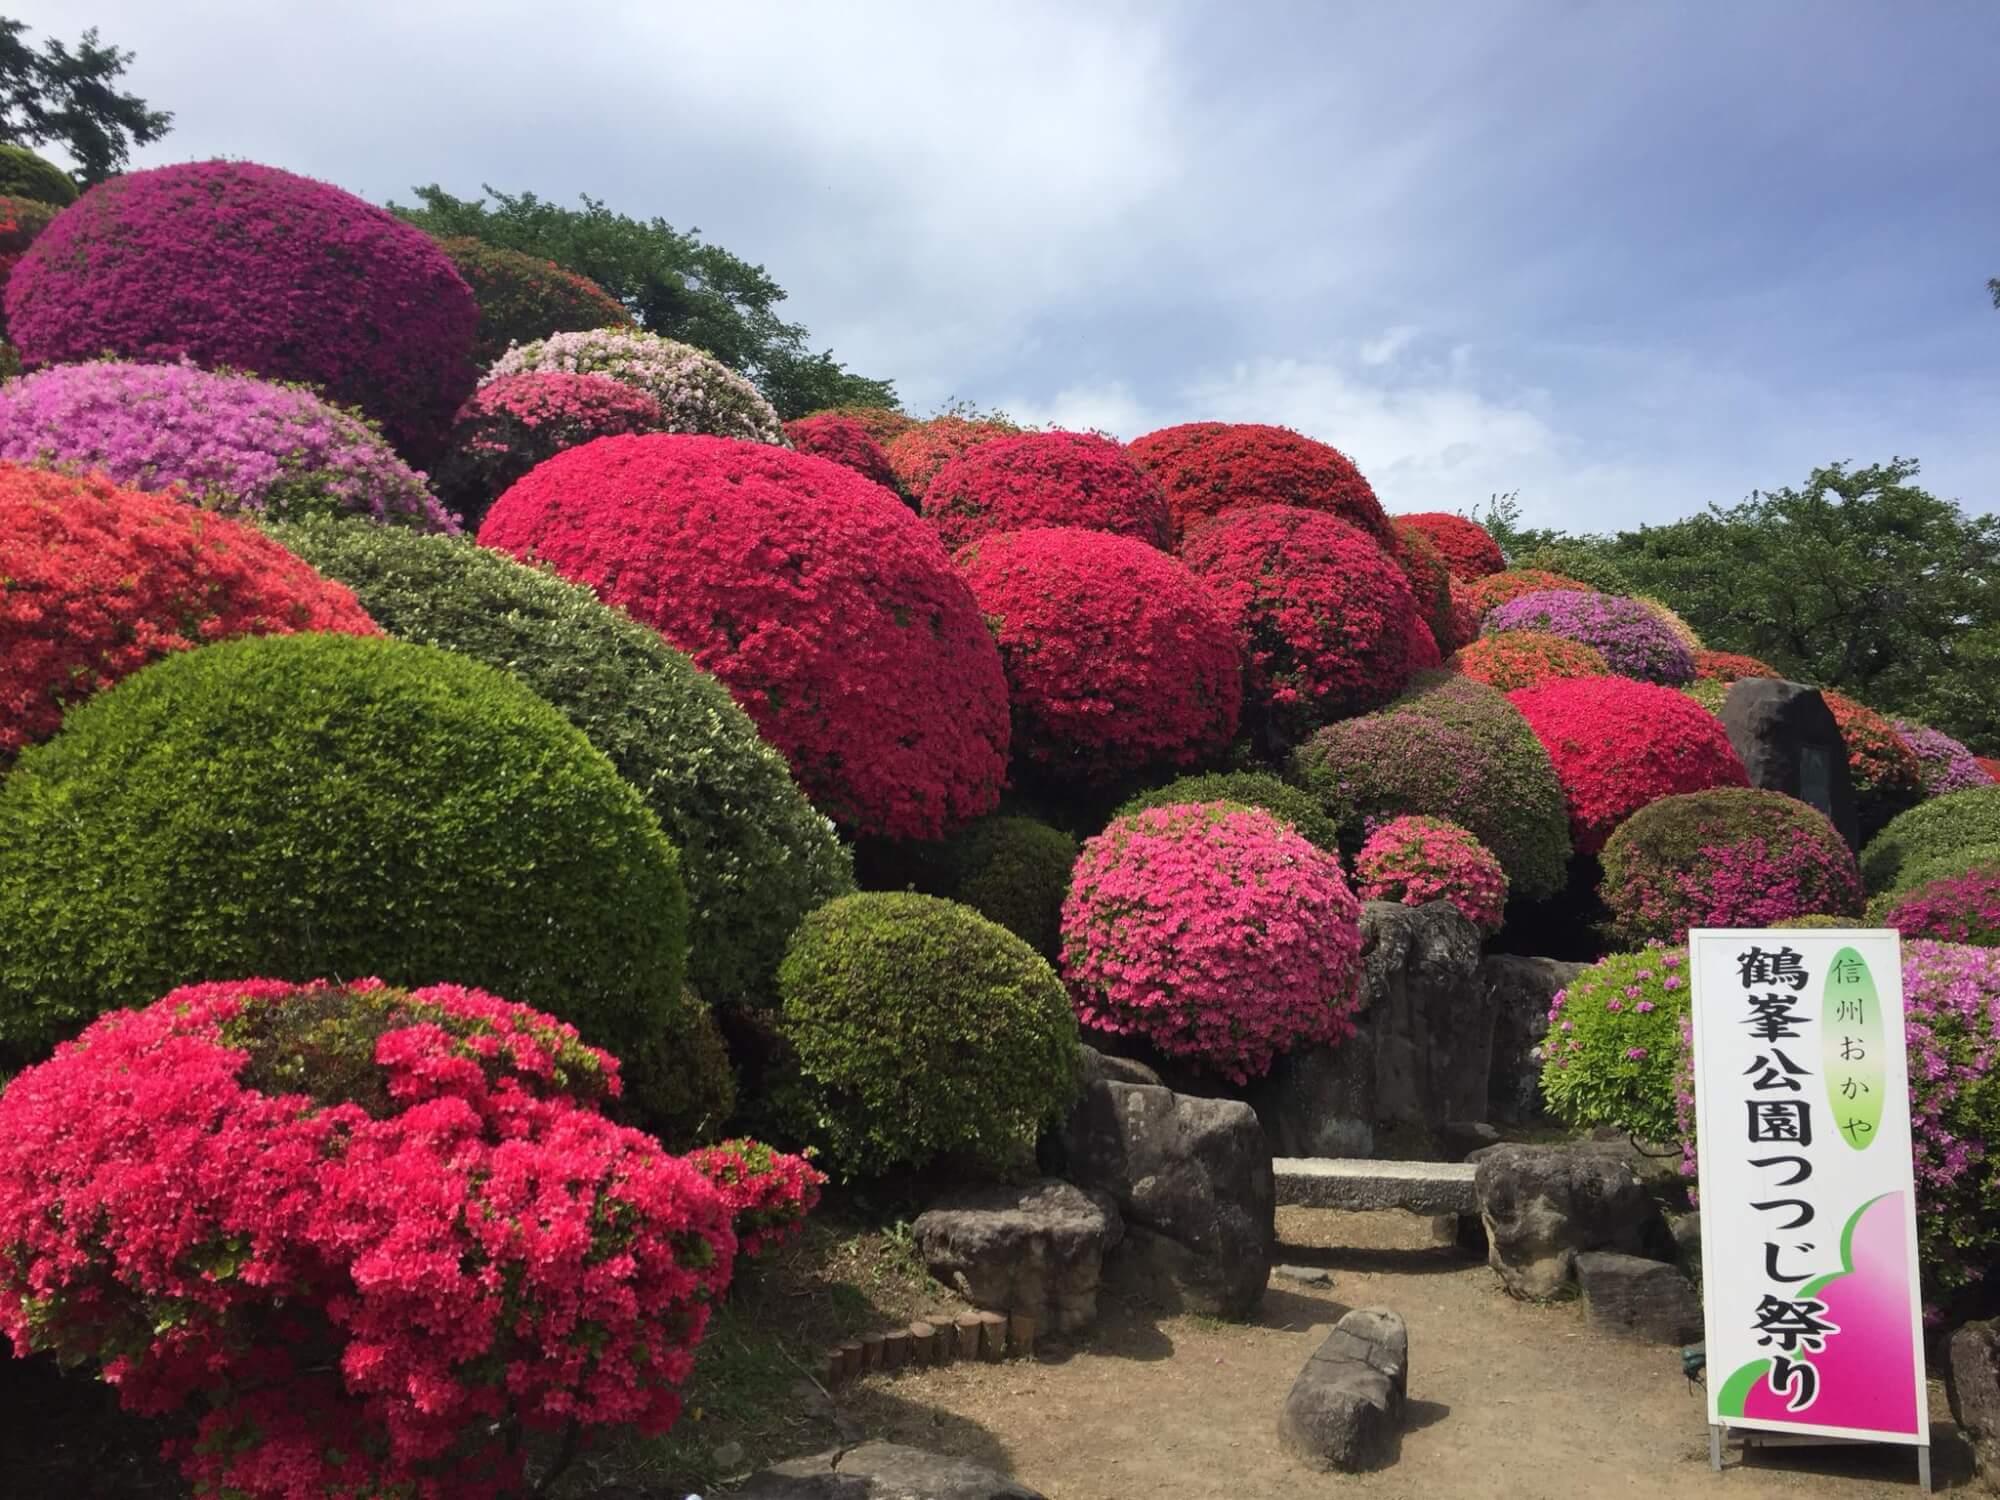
0 17 170 186
392 183 896 419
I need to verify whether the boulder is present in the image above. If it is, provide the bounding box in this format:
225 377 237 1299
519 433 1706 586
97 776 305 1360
1277 1306 1409 1472
1077 1043 1162 1089
1949 1319 2000 1490
1248 1024 1378 1158
737 1440 1046 1499
1574 1251 1702 1344
1479 954 1585 1126
1670 1210 1702 1268
1049 1077 1273 1318
1721 678 1860 850
1473 1144 1675 1299
912 1178 1122 1335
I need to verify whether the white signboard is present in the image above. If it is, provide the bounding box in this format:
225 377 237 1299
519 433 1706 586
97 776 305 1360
1689 928 1927 1446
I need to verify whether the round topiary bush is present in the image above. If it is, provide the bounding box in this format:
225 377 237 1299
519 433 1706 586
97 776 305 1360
954 526 1240 785
1484 589 1694 684
1062 803 1363 1082
1456 566 1590 627
1507 676 1748 856
434 234 632 363
1826 689 1927 839
0 633 689 1106
1126 422 1395 551
5 160 478 460
1861 787 2000 896
485 328 785 445
0 144 74 205
1539 945 1689 1143
0 194 58 338
1118 770 1342 852
1874 867 2000 948
923 430 1171 551
1393 511 1506 580
1597 788 1864 945
802 404 917 445
479 434 1010 840
883 414 1020 497
783 411 901 495
1694 648 1779 681
1180 503 1419 742
921 814 1079 960
268 517 853 1004
1354 815 1508 934
1392 520 1465 651
1289 671 1573 900
775 892 1080 1176
0 468 379 766
0 359 454 528
1447 630 1608 692
435 370 663 529
1895 718 1994 798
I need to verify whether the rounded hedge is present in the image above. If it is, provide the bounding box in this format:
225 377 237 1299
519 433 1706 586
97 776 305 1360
921 815 1079 960
783 412 901 495
434 235 632 364
1826 690 1927 839
486 328 785 446
6 160 478 461
954 526 1240 785
1875 867 2000 949
1895 718 1993 798
1394 511 1505 580
269 516 853 1004
1694 648 1779 681
1484 589 1694 685
884 415 1020 497
1127 421 1395 551
1392 519 1464 652
1598 788 1864 945
1457 566 1590 627
0 144 75 205
0 359 454 529
1354 815 1508 934
0 633 689 1105
1861 787 2000 896
1507 676 1748 856
1448 630 1608 692
775 892 1080 1176
1539 945 1688 1143
802 404 917 446
923 430 1171 551
1116 770 1342 853
436 371 664 530
480 433 1010 840
1 467 379 765
0 195 58 339
1289 670 1572 900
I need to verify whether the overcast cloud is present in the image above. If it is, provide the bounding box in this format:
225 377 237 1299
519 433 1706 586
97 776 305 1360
18 0 1999 529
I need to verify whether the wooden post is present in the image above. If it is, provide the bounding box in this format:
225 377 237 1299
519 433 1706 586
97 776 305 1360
883 1328 910 1371
837 1341 863 1382
977 1310 1007 1361
1008 1312 1037 1359
908 1321 935 1367
825 1347 846 1387
954 1313 983 1362
861 1333 885 1372
930 1320 954 1365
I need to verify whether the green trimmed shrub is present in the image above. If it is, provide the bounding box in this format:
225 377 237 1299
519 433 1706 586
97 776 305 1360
1539 946 1689 1142
1861 787 2000 897
1511 542 1635 596
267 519 853 1002
0 633 689 1109
927 815 1077 960
0 144 75 206
775 892 1080 1176
1115 770 1341 853
648 987 739 1149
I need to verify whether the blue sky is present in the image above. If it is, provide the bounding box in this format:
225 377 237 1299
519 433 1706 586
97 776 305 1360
19 1 2000 530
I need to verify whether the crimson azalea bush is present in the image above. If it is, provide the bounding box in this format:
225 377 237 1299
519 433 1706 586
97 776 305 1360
1456 566 1590 626
486 328 785 446
1876 867 2000 948
1694 648 1779 681
802 404 917 445
1539 945 1688 1143
1394 511 1506 580
1448 630 1608 692
1507 676 1748 856
783 411 900 495
1405 612 1443 671
1825 689 1927 838
1484 589 1695 685
955 526 1240 784
0 358 454 529
0 467 379 765
1180 503 1420 742
0 977 761 1500
1393 519 1465 651
480 434 1009 840
679 1137 826 1258
883 414 1020 496
437 371 663 528
1983 757 2000 783
5 160 478 461
434 234 633 363
1895 718 1994 797
0 194 56 339
1061 803 1364 1082
924 430 1171 550
1353 815 1508 934
1126 421 1396 552
1598 788 1863 945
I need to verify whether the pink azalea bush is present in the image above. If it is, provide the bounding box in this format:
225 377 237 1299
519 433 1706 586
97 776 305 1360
1894 718 1994 798
1876 866 2000 948
1484 589 1695 685
1060 803 1364 1082
485 328 784 446
1353 815 1508 935
437 370 663 528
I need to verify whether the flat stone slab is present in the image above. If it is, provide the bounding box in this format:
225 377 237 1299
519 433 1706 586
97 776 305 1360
1275 1158 1477 1215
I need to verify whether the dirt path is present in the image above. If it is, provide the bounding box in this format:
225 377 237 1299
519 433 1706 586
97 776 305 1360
840 1208 1968 1498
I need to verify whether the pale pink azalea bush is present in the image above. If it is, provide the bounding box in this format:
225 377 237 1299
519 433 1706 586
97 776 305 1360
485 328 784 446
1353 815 1509 934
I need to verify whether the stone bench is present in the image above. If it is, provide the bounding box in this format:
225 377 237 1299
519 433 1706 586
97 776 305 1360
1274 1157 1478 1215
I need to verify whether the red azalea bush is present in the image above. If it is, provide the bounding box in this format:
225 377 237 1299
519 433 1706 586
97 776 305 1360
1983 757 2000 784
438 371 664 529
0 977 775 1500
1507 676 1748 855
783 412 900 494
1393 519 1465 650
883 415 1019 497
5 161 478 462
1180 503 1419 741
955 527 1241 784
435 235 632 364
682 1138 826 1258
1404 612 1443 671
802 404 917 445
1448 630 1608 692
480 434 1009 840
1825 689 1927 837
1394 511 1506 580
1126 421 1396 551
0 194 57 339
1694 648 1779 681
1456 566 1591 627
924 430 1171 550
0 466 379 765
1598 787 1864 944
1061 803 1364 1081
1353 815 1508 934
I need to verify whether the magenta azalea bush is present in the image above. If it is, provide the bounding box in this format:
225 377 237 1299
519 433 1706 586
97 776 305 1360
485 329 784 446
1894 718 1993 798
1484 589 1695 685
1876 866 2000 948
1353 815 1508 934
1060 802 1364 1082
0 360 453 530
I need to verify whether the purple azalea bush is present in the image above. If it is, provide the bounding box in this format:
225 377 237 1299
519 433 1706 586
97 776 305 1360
1484 589 1695 685
1894 718 1993 798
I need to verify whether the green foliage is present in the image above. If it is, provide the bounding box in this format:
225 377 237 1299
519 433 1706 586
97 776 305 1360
0 140 70 204
925 815 1077 961
390 183 895 419
267 519 853 1004
644 988 740 1150
0 633 689 1110
1680 678 1729 714
1771 914 1852 929
1539 947 1689 1143
0 19 170 187
1115 770 1342 853
774 892 1081 1177
1860 786 2000 896
1510 541 1635 596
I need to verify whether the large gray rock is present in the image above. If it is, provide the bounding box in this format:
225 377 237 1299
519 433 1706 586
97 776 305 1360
1473 1144 1675 1299
1076 1043 1161 1088
1575 1251 1702 1344
1479 954 1585 1127
1050 1077 1273 1317
912 1178 1122 1335
1949 1319 2000 1490
1277 1306 1410 1472
1248 1022 1378 1158
1721 678 1860 850
737 1441 1046 1499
